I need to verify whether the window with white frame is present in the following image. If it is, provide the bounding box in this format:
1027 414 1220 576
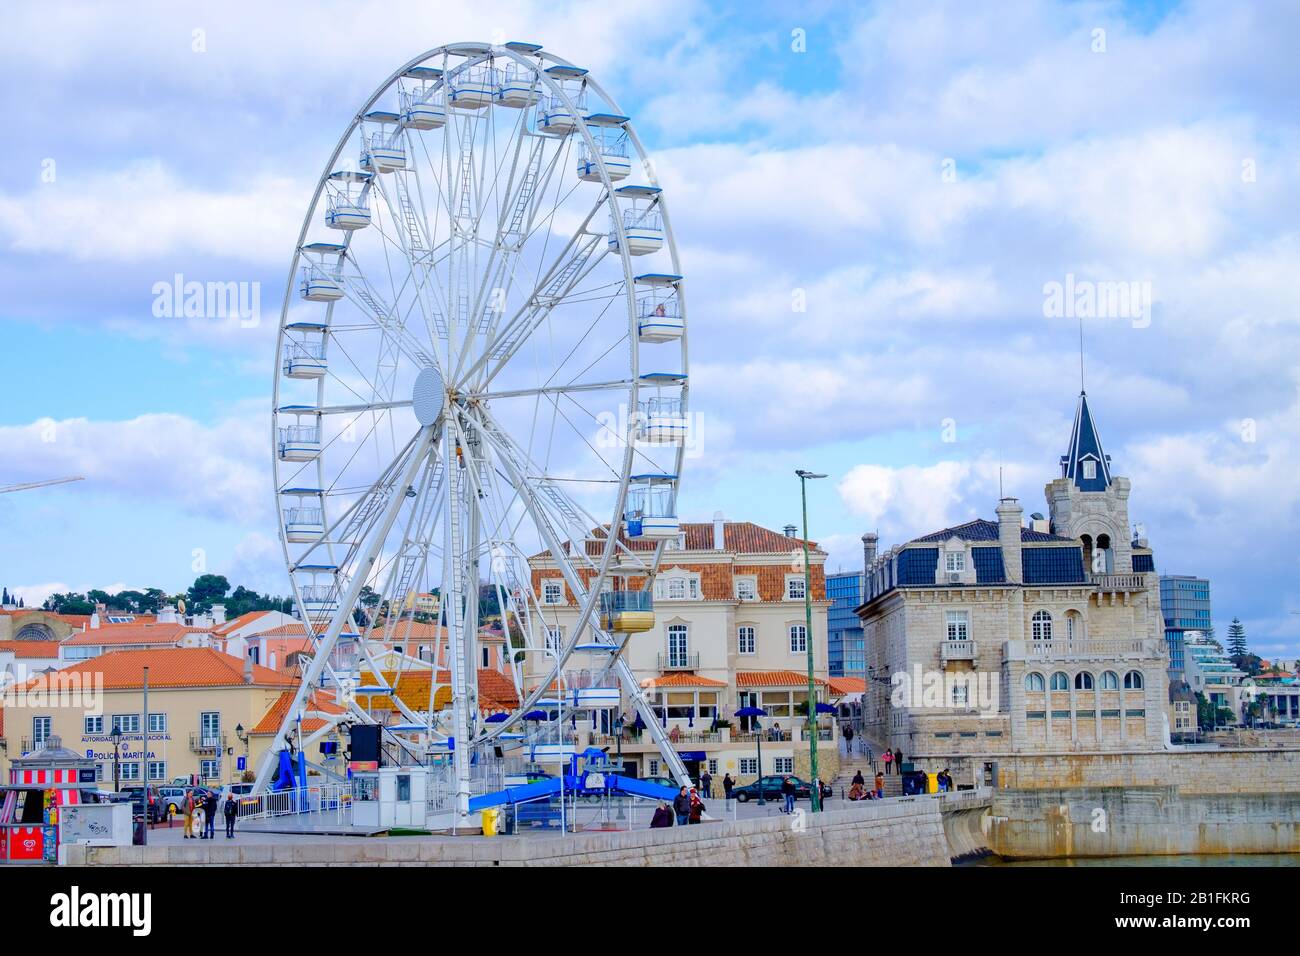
542 580 564 605
737 625 756 655
112 714 140 735
33 716 52 747
84 715 104 736
148 713 167 734
94 764 105 782
739 757 758 776
648 759 660 776
120 762 141 782
952 684 969 707
545 626 564 654
774 757 794 774
657 574 700 601
667 624 690 667
945 550 966 573
786 576 806 601
147 760 167 781
789 624 807 653
707 759 718 774
1032 610 1053 641
200 712 220 746
735 577 757 602
945 610 969 642
200 759 220 779
1082 459 1097 480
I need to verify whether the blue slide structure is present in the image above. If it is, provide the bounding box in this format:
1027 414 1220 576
271 749 309 811
467 773 678 813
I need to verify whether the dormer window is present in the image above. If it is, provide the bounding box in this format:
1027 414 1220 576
542 580 564 605
945 551 965 573
1082 459 1097 481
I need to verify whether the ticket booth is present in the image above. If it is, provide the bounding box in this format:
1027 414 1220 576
350 766 427 829
1 738 99 863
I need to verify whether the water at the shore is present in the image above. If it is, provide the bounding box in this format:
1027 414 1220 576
968 853 1300 867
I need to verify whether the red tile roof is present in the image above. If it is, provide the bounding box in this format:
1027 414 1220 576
0 640 63 659
641 673 728 688
63 623 206 647
249 689 346 735
364 669 519 714
249 623 310 638
827 677 866 696
533 521 823 559
213 610 271 636
25 647 296 690
736 670 830 688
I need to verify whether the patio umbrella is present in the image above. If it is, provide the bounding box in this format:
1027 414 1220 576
484 712 509 723
522 710 549 721
815 703 836 714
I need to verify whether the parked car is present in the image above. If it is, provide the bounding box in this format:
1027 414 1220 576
730 775 832 803
158 786 188 817
226 783 256 796
120 784 166 823
640 776 681 791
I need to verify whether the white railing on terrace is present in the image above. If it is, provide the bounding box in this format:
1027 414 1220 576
941 640 977 661
1088 573 1148 590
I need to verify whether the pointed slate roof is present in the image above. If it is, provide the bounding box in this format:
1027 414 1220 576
1060 391 1112 491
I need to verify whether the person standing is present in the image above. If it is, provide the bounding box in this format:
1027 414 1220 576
843 724 854 753
203 790 218 840
894 748 904 773
722 773 734 800
882 748 893 775
223 792 238 839
781 776 796 814
182 789 196 839
673 786 691 826
650 801 673 828
700 767 713 799
874 771 884 799
688 789 705 824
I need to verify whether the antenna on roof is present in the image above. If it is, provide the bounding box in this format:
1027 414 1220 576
1078 313 1086 393
999 465 1004 499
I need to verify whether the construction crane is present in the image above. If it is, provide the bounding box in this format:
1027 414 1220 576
0 476 85 494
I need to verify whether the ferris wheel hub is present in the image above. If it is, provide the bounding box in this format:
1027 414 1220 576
412 366 446 426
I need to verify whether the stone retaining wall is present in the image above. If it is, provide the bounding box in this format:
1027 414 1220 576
992 749 1300 794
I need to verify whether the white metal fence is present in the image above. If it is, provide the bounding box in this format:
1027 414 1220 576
236 784 348 822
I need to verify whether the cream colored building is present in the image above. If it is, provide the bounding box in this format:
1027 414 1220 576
0 647 341 787
525 517 840 786
858 391 1169 781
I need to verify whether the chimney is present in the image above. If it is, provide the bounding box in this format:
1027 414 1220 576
210 604 227 625
89 611 100 630
712 511 725 550
862 532 878 570
243 653 254 684
783 524 798 538
996 497 1024 584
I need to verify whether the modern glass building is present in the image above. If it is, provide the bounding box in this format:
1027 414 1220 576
1160 574 1212 682
826 571 865 678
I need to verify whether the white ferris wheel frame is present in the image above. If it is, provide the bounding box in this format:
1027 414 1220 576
258 41 693 818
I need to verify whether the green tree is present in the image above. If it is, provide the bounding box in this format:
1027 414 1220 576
186 574 231 613
1227 617 1247 657
43 592 95 615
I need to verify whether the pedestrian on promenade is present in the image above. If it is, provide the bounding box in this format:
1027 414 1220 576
223 792 238 838
781 776 796 814
673 786 691 826
874 771 884 799
183 789 196 839
700 767 713 798
203 790 218 839
882 748 893 775
722 773 734 800
851 769 865 787
843 725 854 753
688 789 705 824
650 801 673 828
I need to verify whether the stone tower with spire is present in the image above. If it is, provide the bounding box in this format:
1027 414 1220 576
1046 391 1133 577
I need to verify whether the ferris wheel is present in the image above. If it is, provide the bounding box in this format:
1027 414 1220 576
258 41 691 818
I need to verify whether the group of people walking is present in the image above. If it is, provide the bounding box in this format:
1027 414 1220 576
651 786 708 827
181 788 239 840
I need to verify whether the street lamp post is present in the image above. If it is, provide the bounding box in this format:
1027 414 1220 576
110 726 122 793
796 469 827 812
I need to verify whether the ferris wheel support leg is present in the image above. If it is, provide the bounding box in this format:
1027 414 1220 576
252 425 439 795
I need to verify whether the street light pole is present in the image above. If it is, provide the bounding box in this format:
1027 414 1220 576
796 469 827 812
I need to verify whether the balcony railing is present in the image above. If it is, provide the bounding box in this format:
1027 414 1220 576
1089 573 1148 591
1005 638 1163 662
190 732 227 753
800 727 834 741
657 652 700 671
941 640 977 662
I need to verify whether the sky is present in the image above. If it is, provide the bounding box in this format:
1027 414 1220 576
1 0 1298 655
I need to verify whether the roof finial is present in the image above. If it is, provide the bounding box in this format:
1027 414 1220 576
1078 312 1086 393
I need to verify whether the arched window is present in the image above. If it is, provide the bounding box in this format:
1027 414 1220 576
1024 672 1046 692
1124 670 1144 690
667 624 690 668
1074 671 1094 690
1065 610 1083 641
1032 610 1053 641
1050 671 1069 691
1100 671 1119 689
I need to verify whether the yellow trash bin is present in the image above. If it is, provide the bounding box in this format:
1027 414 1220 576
482 807 499 837
924 772 938 794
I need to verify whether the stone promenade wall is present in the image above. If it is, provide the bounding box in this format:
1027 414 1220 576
65 797 951 867
994 748 1300 794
